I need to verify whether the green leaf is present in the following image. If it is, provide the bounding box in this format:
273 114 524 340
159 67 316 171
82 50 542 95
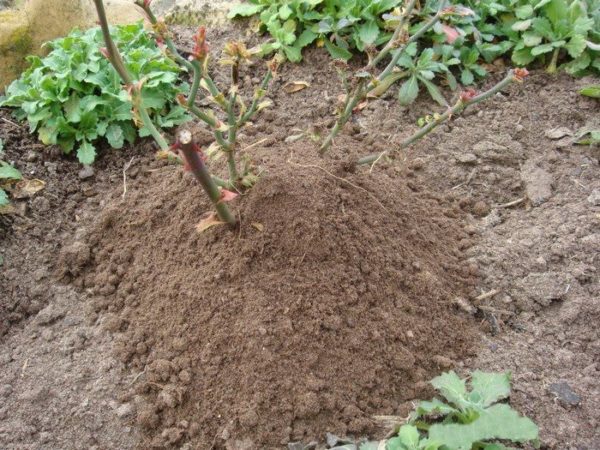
398 75 419 105
515 5 534 19
324 40 353 60
77 141 96 165
105 123 124 149
461 69 474 86
279 4 293 20
522 32 542 47
359 21 379 45
0 188 8 206
429 404 539 450
565 34 587 58
283 45 303 62
470 371 511 407
430 371 467 407
579 85 600 98
227 3 263 19
398 424 420 448
512 20 532 31
0 162 23 180
531 43 555 55
419 78 447 106
295 29 318 48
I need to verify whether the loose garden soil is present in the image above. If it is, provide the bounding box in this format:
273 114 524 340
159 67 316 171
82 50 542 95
0 23 599 450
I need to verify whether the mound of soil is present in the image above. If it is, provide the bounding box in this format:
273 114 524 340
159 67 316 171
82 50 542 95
65 150 478 448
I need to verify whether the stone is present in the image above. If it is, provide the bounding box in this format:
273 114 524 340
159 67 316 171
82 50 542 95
116 402 135 418
78 166 95 180
521 162 553 206
548 381 581 408
456 153 478 164
587 189 600 206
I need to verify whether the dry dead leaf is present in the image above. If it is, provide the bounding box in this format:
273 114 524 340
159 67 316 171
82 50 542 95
251 222 264 232
13 179 45 199
284 81 310 94
196 212 225 234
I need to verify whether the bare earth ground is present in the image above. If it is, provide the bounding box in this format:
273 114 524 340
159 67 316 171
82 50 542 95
0 22 599 450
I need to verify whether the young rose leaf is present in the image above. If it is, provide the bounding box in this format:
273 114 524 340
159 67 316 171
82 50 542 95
219 189 239 203
398 75 419 105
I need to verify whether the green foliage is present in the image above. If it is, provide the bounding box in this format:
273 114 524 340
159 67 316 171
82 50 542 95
462 0 599 74
228 0 403 62
0 139 23 206
580 84 600 97
229 0 599 103
0 22 190 165
345 371 539 450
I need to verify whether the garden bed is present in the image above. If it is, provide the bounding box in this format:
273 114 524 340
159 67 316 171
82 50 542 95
0 22 599 450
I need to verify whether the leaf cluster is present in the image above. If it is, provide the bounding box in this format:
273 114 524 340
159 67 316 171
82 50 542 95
331 371 539 450
0 22 190 165
228 0 403 62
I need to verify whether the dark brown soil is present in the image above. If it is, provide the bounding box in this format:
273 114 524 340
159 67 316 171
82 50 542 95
0 21 598 450
66 145 477 448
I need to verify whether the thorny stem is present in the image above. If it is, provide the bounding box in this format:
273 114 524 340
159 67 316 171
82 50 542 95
319 1 447 155
369 0 418 70
94 0 133 85
177 130 236 226
94 0 237 215
356 70 517 166
240 70 273 125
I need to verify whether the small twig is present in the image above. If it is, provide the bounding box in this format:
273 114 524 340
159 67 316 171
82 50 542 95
496 197 525 208
452 168 477 190
478 305 514 316
128 369 146 385
122 157 135 199
288 158 389 213
241 137 268 153
474 289 500 303
1 117 22 129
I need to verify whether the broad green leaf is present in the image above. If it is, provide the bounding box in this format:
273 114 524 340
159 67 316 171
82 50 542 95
522 32 542 47
283 45 303 62
324 40 353 60
461 69 474 86
359 21 379 45
227 3 263 19
0 188 8 206
565 34 587 58
77 141 96 165
398 75 419 105
0 162 23 180
295 29 318 48
279 4 293 20
430 371 467 407
512 47 536 65
398 424 420 448
515 5 534 19
412 398 458 419
470 371 511 407
511 20 532 31
419 78 447 106
531 43 555 55
429 404 539 450
105 123 124 149
579 85 600 98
